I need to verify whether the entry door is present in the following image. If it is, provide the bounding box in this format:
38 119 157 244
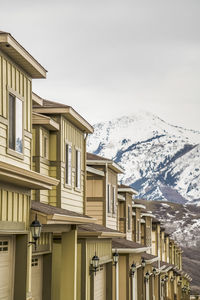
32 256 43 300
94 265 106 300
0 236 14 300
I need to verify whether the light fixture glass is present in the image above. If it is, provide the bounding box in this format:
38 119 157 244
113 250 119 266
153 268 157 276
91 253 100 275
130 263 136 276
141 258 146 268
29 214 42 250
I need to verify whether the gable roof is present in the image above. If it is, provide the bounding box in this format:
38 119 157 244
0 31 47 78
87 152 124 174
32 95 93 134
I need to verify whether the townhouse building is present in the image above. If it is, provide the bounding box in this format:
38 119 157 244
0 31 192 300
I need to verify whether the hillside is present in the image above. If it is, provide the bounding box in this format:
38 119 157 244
135 199 200 294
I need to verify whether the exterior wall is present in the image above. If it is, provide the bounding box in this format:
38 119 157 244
86 173 104 225
125 193 132 241
0 185 30 231
106 168 118 230
145 217 152 249
0 53 32 170
119 201 126 234
134 208 141 243
78 238 112 300
119 255 128 300
60 116 85 214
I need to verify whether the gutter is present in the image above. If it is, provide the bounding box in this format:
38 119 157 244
112 247 150 254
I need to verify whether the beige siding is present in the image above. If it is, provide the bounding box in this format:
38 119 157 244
0 187 30 229
0 54 32 130
86 201 104 225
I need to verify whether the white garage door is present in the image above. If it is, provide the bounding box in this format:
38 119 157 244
32 256 43 300
94 265 106 300
0 236 14 300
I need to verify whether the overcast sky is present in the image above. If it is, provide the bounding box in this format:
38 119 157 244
1 0 200 130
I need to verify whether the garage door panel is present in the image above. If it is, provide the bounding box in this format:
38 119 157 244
0 237 14 300
32 256 43 300
94 265 106 300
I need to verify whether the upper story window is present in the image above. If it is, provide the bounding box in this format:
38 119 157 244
75 149 81 189
107 184 111 213
43 136 48 158
9 94 23 153
112 186 116 214
128 205 131 230
65 143 72 185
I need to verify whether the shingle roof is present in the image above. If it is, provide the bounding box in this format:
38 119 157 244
33 98 70 109
112 238 145 249
118 184 132 189
0 31 8 34
141 252 158 261
31 200 91 219
78 223 122 234
87 152 111 161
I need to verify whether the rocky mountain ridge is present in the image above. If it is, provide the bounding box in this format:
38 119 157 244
87 111 200 205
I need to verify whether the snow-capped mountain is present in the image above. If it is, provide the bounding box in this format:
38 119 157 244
87 111 200 205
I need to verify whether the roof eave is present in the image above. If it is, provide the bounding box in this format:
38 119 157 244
0 32 47 78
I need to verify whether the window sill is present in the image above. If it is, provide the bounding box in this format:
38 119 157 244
7 148 24 160
75 187 81 193
64 183 72 190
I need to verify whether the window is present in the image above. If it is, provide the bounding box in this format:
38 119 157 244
128 206 131 230
112 186 116 214
9 94 23 153
75 149 81 188
43 136 48 158
0 240 8 252
107 184 111 213
65 144 72 185
137 220 140 242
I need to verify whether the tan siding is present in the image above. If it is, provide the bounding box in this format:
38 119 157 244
86 201 103 225
0 187 30 229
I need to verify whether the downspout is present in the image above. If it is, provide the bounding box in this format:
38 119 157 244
116 261 119 300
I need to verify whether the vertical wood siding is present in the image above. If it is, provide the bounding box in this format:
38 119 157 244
60 116 85 213
0 187 30 229
0 54 32 170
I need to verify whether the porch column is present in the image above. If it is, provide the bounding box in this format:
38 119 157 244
60 229 77 300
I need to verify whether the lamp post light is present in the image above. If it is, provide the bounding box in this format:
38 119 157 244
91 253 100 276
29 214 42 250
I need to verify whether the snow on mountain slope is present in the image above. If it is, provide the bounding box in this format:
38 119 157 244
87 111 200 205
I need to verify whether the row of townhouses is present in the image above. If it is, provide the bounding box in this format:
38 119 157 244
0 31 192 300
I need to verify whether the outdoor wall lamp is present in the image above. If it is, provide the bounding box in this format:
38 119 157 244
130 263 136 277
177 280 182 286
165 274 169 282
170 276 175 283
152 268 157 277
28 214 42 250
144 271 150 283
141 258 146 268
113 250 119 266
91 253 100 276
161 278 165 286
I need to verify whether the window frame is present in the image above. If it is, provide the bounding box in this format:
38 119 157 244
128 205 131 230
7 87 24 159
107 183 111 213
65 141 72 188
112 186 116 215
75 147 81 190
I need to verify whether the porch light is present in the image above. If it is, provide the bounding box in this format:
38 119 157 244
145 271 150 282
130 263 136 276
153 268 157 277
165 274 169 282
29 214 42 250
170 276 174 283
91 253 99 276
141 258 146 268
161 278 165 286
177 281 182 286
113 250 119 266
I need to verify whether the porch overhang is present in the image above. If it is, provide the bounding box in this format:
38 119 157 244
32 112 60 131
0 161 59 190
112 247 150 254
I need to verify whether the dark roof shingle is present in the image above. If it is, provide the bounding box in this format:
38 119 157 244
112 238 145 249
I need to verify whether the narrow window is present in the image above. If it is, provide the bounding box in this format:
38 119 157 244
65 144 72 185
9 94 23 153
128 206 131 230
137 220 140 242
75 149 81 188
107 184 111 213
44 136 48 158
112 186 116 214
